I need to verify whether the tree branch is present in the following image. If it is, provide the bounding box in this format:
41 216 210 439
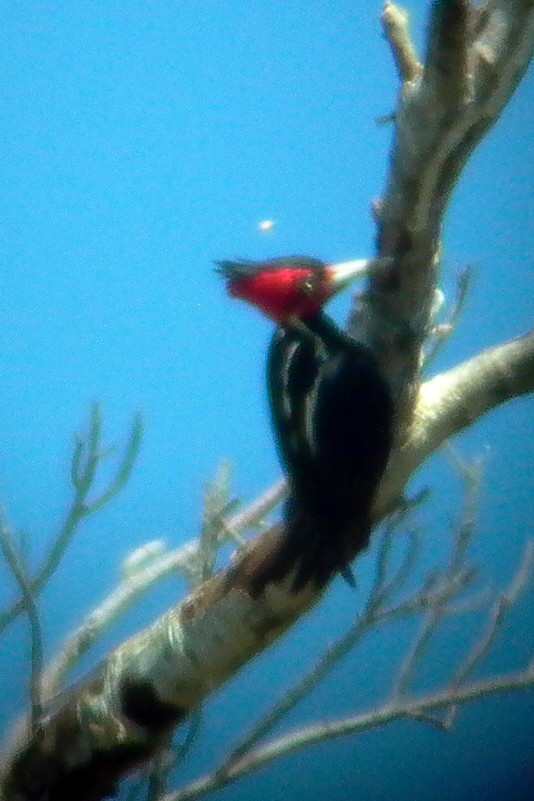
374 330 534 518
167 665 534 801
0 513 44 737
0 407 143 636
350 0 534 434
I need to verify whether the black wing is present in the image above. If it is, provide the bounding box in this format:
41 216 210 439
266 325 321 489
310 343 393 526
264 314 393 590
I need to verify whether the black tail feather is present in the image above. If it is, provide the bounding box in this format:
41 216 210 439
249 501 370 596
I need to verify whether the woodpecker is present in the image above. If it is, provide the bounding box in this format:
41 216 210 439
217 256 393 593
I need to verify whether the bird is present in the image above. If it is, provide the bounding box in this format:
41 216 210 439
216 256 393 594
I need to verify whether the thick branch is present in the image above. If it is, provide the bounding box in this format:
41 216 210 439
374 330 534 516
415 330 534 456
350 0 534 434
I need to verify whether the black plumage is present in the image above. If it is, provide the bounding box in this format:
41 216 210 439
251 311 393 593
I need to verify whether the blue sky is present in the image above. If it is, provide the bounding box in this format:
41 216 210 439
0 2 532 800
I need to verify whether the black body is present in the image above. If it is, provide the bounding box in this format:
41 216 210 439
255 313 393 592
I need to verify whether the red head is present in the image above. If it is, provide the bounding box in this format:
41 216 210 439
216 256 372 324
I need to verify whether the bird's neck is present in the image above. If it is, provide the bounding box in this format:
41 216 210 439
289 310 351 350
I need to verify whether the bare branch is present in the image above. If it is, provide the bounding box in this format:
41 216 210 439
0 408 143 635
416 331 534 459
0 512 43 736
444 539 534 726
423 268 472 365
225 479 286 537
165 667 534 801
374 331 534 520
350 0 534 432
381 2 423 82
196 461 240 586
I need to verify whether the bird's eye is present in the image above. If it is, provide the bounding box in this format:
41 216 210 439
300 275 316 295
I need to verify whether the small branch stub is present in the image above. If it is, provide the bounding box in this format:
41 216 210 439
381 2 423 83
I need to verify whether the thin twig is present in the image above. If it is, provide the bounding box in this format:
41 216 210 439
197 461 238 584
381 2 423 83
165 668 534 801
0 511 44 735
425 268 472 365
371 525 422 607
444 539 534 727
0 407 143 635
225 479 286 536
390 454 482 700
